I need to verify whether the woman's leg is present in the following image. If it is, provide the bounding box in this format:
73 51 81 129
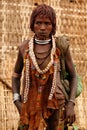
46 110 60 130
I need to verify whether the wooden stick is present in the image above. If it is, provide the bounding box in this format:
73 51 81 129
0 77 12 90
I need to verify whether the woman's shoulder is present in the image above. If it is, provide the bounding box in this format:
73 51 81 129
18 39 29 57
55 35 70 54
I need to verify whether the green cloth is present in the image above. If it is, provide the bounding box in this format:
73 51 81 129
73 125 78 130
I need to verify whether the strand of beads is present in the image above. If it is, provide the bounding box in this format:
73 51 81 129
23 57 30 103
48 61 58 100
29 35 56 74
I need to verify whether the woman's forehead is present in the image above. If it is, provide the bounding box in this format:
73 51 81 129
35 15 50 20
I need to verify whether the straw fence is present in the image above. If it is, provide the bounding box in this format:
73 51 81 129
0 0 87 129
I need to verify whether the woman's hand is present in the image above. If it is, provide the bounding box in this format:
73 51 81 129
14 100 22 114
65 101 76 125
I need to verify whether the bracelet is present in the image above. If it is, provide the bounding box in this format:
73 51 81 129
13 93 20 103
12 72 21 78
68 99 75 105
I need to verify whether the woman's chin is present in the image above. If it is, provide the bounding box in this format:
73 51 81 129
35 35 50 40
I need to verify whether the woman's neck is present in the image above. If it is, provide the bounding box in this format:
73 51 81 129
35 38 51 45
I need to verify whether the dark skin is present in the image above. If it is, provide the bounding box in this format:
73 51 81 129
12 15 77 127
65 49 77 124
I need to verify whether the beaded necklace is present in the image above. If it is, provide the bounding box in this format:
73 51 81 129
23 35 59 103
29 36 56 74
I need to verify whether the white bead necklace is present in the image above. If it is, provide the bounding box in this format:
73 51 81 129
29 36 56 74
24 58 30 103
23 35 58 102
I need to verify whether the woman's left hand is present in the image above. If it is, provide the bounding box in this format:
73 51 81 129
65 101 76 125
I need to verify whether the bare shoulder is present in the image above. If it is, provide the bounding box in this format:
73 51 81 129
19 39 29 57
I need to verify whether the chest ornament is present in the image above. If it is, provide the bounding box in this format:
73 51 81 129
23 35 60 103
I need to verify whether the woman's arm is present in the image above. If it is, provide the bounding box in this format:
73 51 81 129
65 47 77 124
65 48 77 101
12 48 23 114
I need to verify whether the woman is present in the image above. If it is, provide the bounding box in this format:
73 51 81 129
12 4 77 130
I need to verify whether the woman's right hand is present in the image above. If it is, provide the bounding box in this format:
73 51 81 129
14 100 22 114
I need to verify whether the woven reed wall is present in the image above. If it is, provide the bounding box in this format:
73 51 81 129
0 46 19 130
0 0 87 129
0 82 19 130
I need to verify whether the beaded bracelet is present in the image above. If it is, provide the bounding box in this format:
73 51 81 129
13 93 20 103
68 99 75 105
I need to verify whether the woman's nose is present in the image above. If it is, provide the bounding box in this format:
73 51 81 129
40 24 46 30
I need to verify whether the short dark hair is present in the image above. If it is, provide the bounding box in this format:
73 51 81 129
30 4 56 35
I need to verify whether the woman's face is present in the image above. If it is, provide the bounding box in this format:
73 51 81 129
34 15 53 40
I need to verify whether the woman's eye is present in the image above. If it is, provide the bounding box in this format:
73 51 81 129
45 22 51 25
35 22 41 25
45 22 49 25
